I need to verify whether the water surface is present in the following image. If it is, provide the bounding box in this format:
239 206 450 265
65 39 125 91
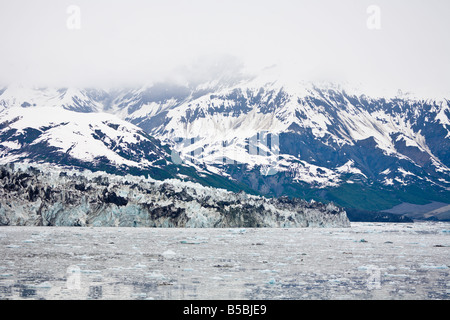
0 222 449 299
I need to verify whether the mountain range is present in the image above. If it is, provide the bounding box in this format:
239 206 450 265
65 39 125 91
1 75 449 221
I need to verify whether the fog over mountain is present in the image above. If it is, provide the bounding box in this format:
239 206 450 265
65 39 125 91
0 0 449 97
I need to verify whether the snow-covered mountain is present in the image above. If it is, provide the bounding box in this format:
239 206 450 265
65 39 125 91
0 106 166 169
102 77 450 211
0 85 106 113
136 78 450 186
0 105 255 195
1 76 449 214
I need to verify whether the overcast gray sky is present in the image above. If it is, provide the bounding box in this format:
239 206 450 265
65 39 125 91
0 0 449 96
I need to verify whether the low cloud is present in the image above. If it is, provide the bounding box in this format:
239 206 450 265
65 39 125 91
0 0 448 96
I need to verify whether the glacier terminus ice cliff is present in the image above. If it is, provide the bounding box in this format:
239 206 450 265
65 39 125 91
0 163 350 228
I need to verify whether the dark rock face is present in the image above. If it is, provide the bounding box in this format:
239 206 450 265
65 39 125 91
101 189 128 207
0 164 350 228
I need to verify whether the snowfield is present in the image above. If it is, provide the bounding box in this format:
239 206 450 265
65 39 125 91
0 222 448 300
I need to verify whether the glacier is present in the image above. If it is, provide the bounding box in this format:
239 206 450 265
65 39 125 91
0 163 350 228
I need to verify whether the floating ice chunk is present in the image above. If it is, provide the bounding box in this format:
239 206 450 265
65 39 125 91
80 269 101 274
31 281 53 288
387 266 397 271
357 265 378 271
180 240 203 244
162 249 176 258
108 266 125 271
229 229 247 234
194 236 209 241
384 273 408 278
145 272 167 280
259 269 279 273
328 279 341 283
420 264 448 270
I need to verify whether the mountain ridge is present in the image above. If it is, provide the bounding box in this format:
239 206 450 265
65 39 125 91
1 78 449 219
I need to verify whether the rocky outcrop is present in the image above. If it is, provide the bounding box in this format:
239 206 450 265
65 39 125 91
0 163 350 228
